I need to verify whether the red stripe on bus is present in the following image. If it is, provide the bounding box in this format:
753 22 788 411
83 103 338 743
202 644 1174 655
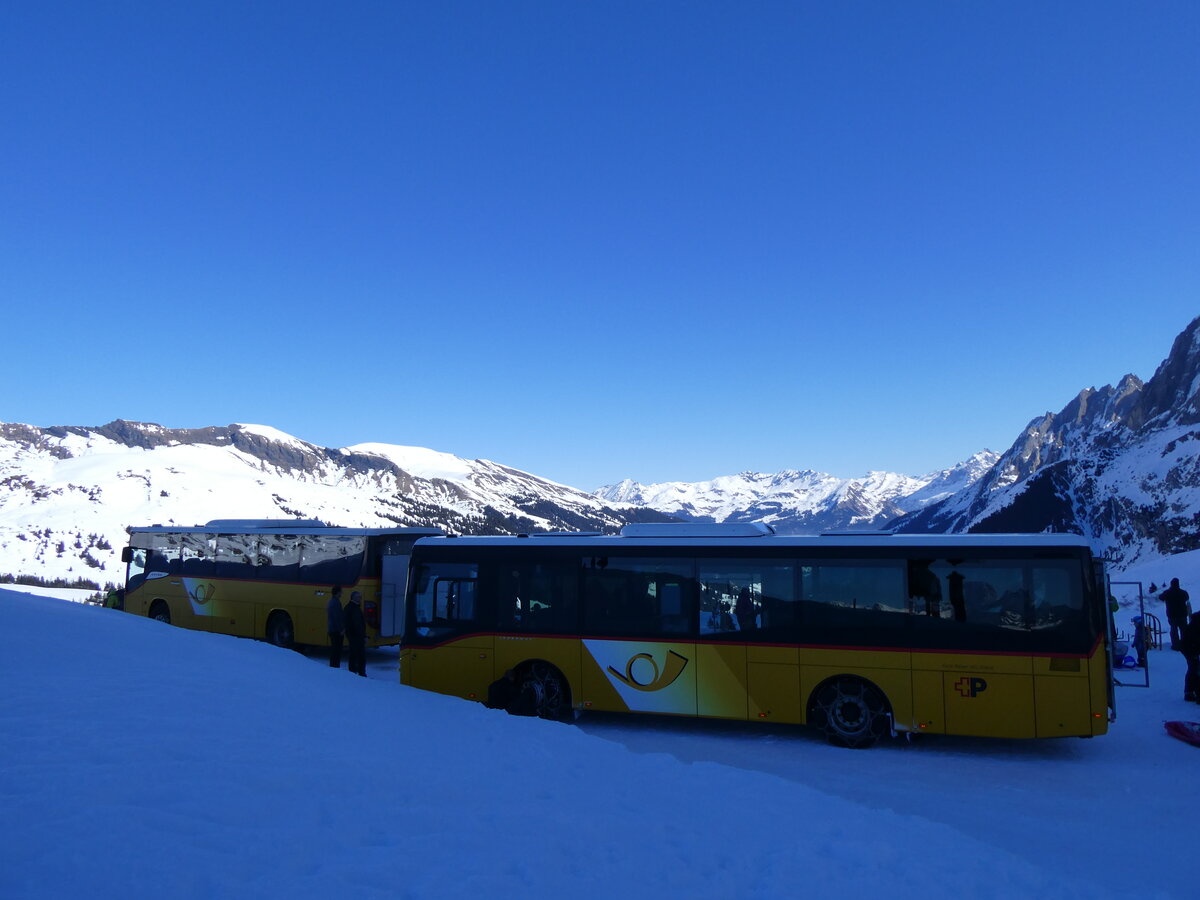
405 631 1105 659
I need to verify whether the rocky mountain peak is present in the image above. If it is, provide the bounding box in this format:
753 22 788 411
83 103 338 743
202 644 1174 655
894 316 1200 566
1127 315 1200 429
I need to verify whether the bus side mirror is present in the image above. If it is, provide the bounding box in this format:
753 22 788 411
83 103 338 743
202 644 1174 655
121 547 132 564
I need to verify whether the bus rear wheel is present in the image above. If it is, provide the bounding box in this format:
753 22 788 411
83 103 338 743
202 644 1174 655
266 612 294 650
521 661 570 721
149 601 171 625
810 678 889 749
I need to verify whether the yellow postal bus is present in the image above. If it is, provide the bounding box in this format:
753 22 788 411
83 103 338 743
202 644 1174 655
399 524 1114 747
120 519 441 648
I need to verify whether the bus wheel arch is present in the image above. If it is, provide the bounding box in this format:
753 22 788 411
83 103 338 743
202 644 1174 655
807 676 891 749
148 600 171 625
516 659 572 721
266 610 294 650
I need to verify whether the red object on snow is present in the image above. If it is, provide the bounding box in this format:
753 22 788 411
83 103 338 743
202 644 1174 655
1165 721 1200 746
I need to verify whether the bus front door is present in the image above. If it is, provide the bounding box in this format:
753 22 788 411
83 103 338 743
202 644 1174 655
378 549 411 640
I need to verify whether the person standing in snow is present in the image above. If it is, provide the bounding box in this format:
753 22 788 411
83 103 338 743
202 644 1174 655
1180 610 1200 703
344 590 367 677
326 585 345 668
1132 615 1148 668
1162 578 1191 650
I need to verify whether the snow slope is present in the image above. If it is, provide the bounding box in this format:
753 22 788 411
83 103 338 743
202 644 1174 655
0 421 661 587
3 573 1198 899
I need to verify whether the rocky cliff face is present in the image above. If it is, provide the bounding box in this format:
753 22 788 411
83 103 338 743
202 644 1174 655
894 317 1200 566
0 422 669 586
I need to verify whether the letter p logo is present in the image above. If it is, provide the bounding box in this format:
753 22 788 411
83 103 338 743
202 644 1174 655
954 676 989 698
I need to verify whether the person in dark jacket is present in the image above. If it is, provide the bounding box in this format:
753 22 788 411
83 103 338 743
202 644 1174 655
1132 615 1148 668
344 590 367 677
1162 578 1192 650
485 669 537 716
734 587 756 632
1180 610 1200 703
326 586 345 668
486 669 520 710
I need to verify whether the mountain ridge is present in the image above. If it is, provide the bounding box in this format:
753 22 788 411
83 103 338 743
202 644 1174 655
0 421 671 586
3 318 1198 585
893 316 1200 566
594 451 1000 534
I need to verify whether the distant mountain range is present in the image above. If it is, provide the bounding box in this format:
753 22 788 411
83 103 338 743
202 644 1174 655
594 451 1000 534
0 422 670 588
602 316 1200 569
2 316 1197 586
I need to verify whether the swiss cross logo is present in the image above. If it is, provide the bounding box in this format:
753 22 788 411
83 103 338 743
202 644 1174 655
954 676 988 698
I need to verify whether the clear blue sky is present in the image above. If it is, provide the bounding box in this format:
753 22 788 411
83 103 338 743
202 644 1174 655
2 2 1197 489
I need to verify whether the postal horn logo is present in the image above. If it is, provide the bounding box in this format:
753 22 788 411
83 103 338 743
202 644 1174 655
188 583 216 606
608 650 689 692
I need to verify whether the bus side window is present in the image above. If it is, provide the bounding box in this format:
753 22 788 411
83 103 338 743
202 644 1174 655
759 566 798 630
1029 564 1089 649
497 562 579 634
300 535 365 585
145 539 180 580
180 534 215 576
215 535 259 579
259 535 301 581
698 562 796 637
797 560 909 650
656 581 689 634
410 562 480 639
582 558 694 637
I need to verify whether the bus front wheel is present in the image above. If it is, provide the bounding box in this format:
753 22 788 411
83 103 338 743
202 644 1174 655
149 601 171 625
521 661 570 721
266 612 294 650
809 678 889 749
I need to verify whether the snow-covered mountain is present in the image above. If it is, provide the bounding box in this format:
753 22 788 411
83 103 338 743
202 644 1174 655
6 316 1197 587
595 451 1000 534
0 421 669 588
894 316 1200 567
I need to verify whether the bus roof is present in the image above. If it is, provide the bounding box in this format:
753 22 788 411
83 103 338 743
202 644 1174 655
414 529 1095 551
126 519 444 538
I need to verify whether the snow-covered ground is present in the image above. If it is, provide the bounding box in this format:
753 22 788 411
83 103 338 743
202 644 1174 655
3 571 1198 899
0 421 635 588
2 583 100 604
1116 547 1200 609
